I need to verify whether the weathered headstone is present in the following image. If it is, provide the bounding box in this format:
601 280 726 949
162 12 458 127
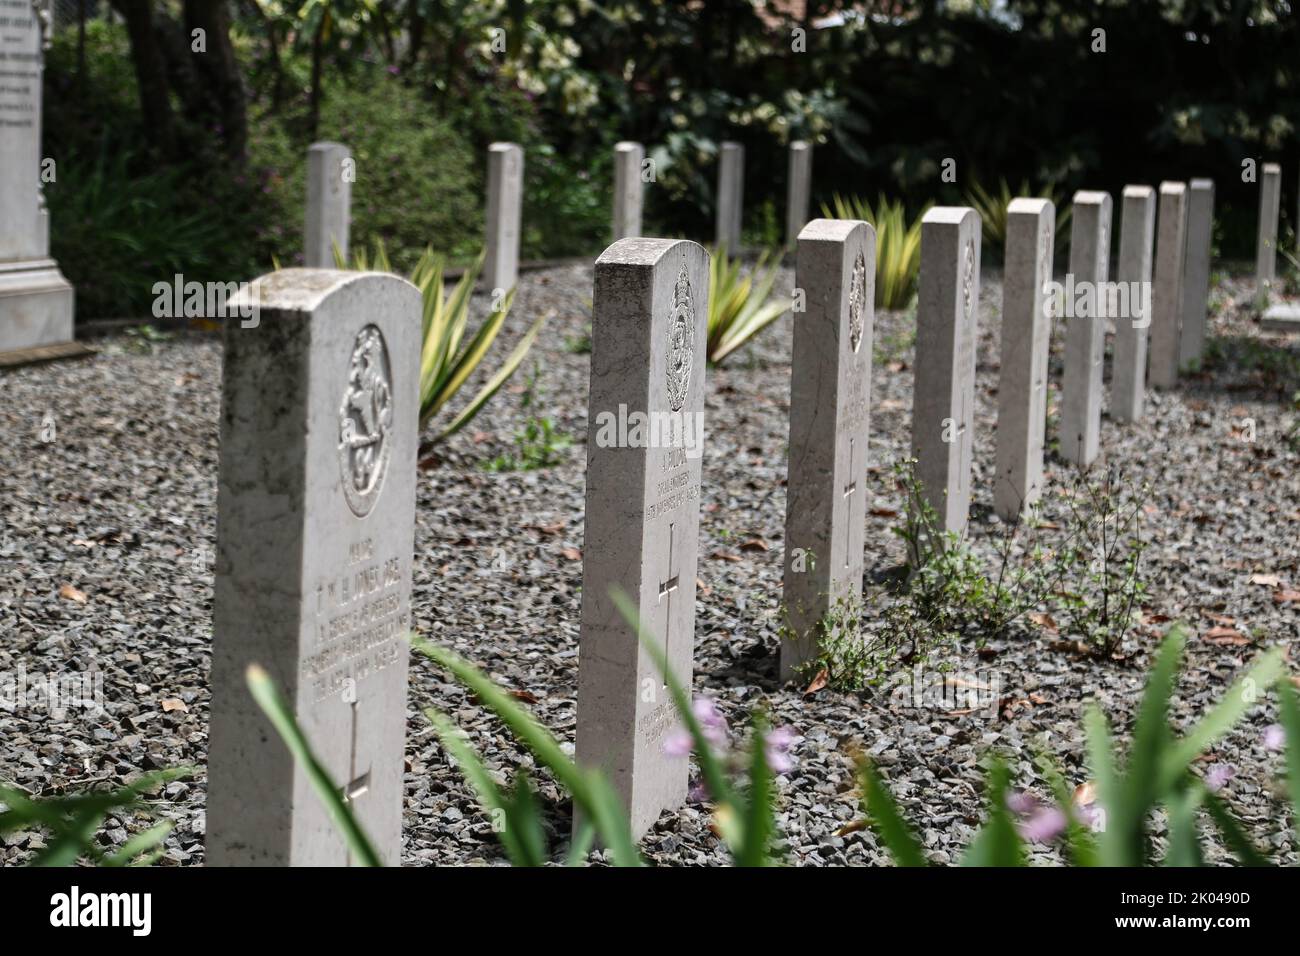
716 141 744 251
1148 182 1188 389
785 141 813 252
1262 302 1300 331
911 207 981 539
994 198 1053 520
1178 179 1215 367
484 142 524 294
782 218 875 682
1111 185 1156 423
1255 162 1282 301
612 141 645 241
0 1 76 359
304 142 352 268
207 270 421 866
576 238 709 839
1060 190 1111 467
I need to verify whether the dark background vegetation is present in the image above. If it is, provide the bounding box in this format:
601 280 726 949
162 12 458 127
42 0 1299 318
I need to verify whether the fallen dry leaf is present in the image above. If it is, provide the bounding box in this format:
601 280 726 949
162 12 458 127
1074 781 1098 807
1203 625 1250 646
529 521 565 535
1272 590 1300 604
803 668 829 695
739 538 769 553
711 551 743 563
836 819 869 836
508 689 539 704
58 584 87 604
559 547 582 561
869 506 899 518
160 698 187 713
1200 610 1237 627
1028 612 1059 633
1250 573 1283 587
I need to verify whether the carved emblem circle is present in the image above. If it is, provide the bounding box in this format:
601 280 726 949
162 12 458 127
338 324 394 518
848 248 867 353
666 257 695 413
962 237 976 322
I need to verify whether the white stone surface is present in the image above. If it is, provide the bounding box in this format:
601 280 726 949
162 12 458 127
612 142 644 240
304 142 352 268
994 198 1053 520
785 141 813 252
1060 190 1111 467
716 142 744 251
912 207 981 539
576 238 709 840
782 218 874 681
1179 179 1215 367
1111 185 1156 423
1256 163 1282 299
1149 182 1188 389
484 142 524 293
207 269 421 866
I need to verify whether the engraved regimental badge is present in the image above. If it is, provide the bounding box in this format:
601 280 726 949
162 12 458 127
666 255 695 412
962 237 976 322
848 247 867 353
338 325 394 517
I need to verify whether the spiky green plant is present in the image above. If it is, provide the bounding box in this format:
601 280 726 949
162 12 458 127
858 624 1294 866
335 239 543 453
822 194 928 309
963 177 1071 252
707 247 791 364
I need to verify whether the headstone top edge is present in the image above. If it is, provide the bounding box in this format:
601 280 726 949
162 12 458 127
238 268 419 313
790 140 811 151
596 237 706 268
308 141 349 154
922 206 978 226
1262 162 1282 175
1189 178 1215 190
1158 181 1188 195
489 141 523 153
614 141 643 152
1007 197 1053 215
720 141 744 151
797 218 870 244
1072 190 1112 206
1121 185 1155 199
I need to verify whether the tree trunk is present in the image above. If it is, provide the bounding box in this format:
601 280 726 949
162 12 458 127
109 0 176 156
183 0 248 163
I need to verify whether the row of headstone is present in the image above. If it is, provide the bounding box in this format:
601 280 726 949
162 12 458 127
211 162 1285 859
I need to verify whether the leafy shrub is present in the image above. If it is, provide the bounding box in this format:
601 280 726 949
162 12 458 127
858 626 1296 867
822 194 927 310
707 247 790 364
485 366 573 472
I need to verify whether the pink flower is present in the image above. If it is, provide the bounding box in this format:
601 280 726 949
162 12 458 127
765 725 799 774
1205 763 1235 792
662 697 729 758
1017 805 1068 844
663 729 692 758
1263 724 1286 752
1006 790 1037 815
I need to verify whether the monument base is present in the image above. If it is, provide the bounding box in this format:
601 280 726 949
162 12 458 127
0 258 77 358
1261 302 1300 332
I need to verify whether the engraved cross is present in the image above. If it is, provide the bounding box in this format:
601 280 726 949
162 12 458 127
842 437 859 568
657 523 680 681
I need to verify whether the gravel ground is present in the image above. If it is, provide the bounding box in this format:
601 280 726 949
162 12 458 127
1 260 1298 867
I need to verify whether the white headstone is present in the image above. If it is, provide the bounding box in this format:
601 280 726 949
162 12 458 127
304 142 352 268
576 238 709 840
484 142 524 294
0 1 75 356
1149 182 1188 390
1255 162 1282 300
207 269 421 866
785 141 813 252
1178 179 1214 367
612 141 644 241
1111 185 1156 423
994 198 1054 520
1060 190 1111 467
912 207 981 539
716 141 744 251
782 218 874 681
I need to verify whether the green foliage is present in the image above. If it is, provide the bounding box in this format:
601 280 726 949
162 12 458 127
0 769 191 867
822 195 927 310
859 626 1292 866
962 177 1071 254
335 242 543 451
485 365 573 472
707 247 791 364
412 637 643 867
